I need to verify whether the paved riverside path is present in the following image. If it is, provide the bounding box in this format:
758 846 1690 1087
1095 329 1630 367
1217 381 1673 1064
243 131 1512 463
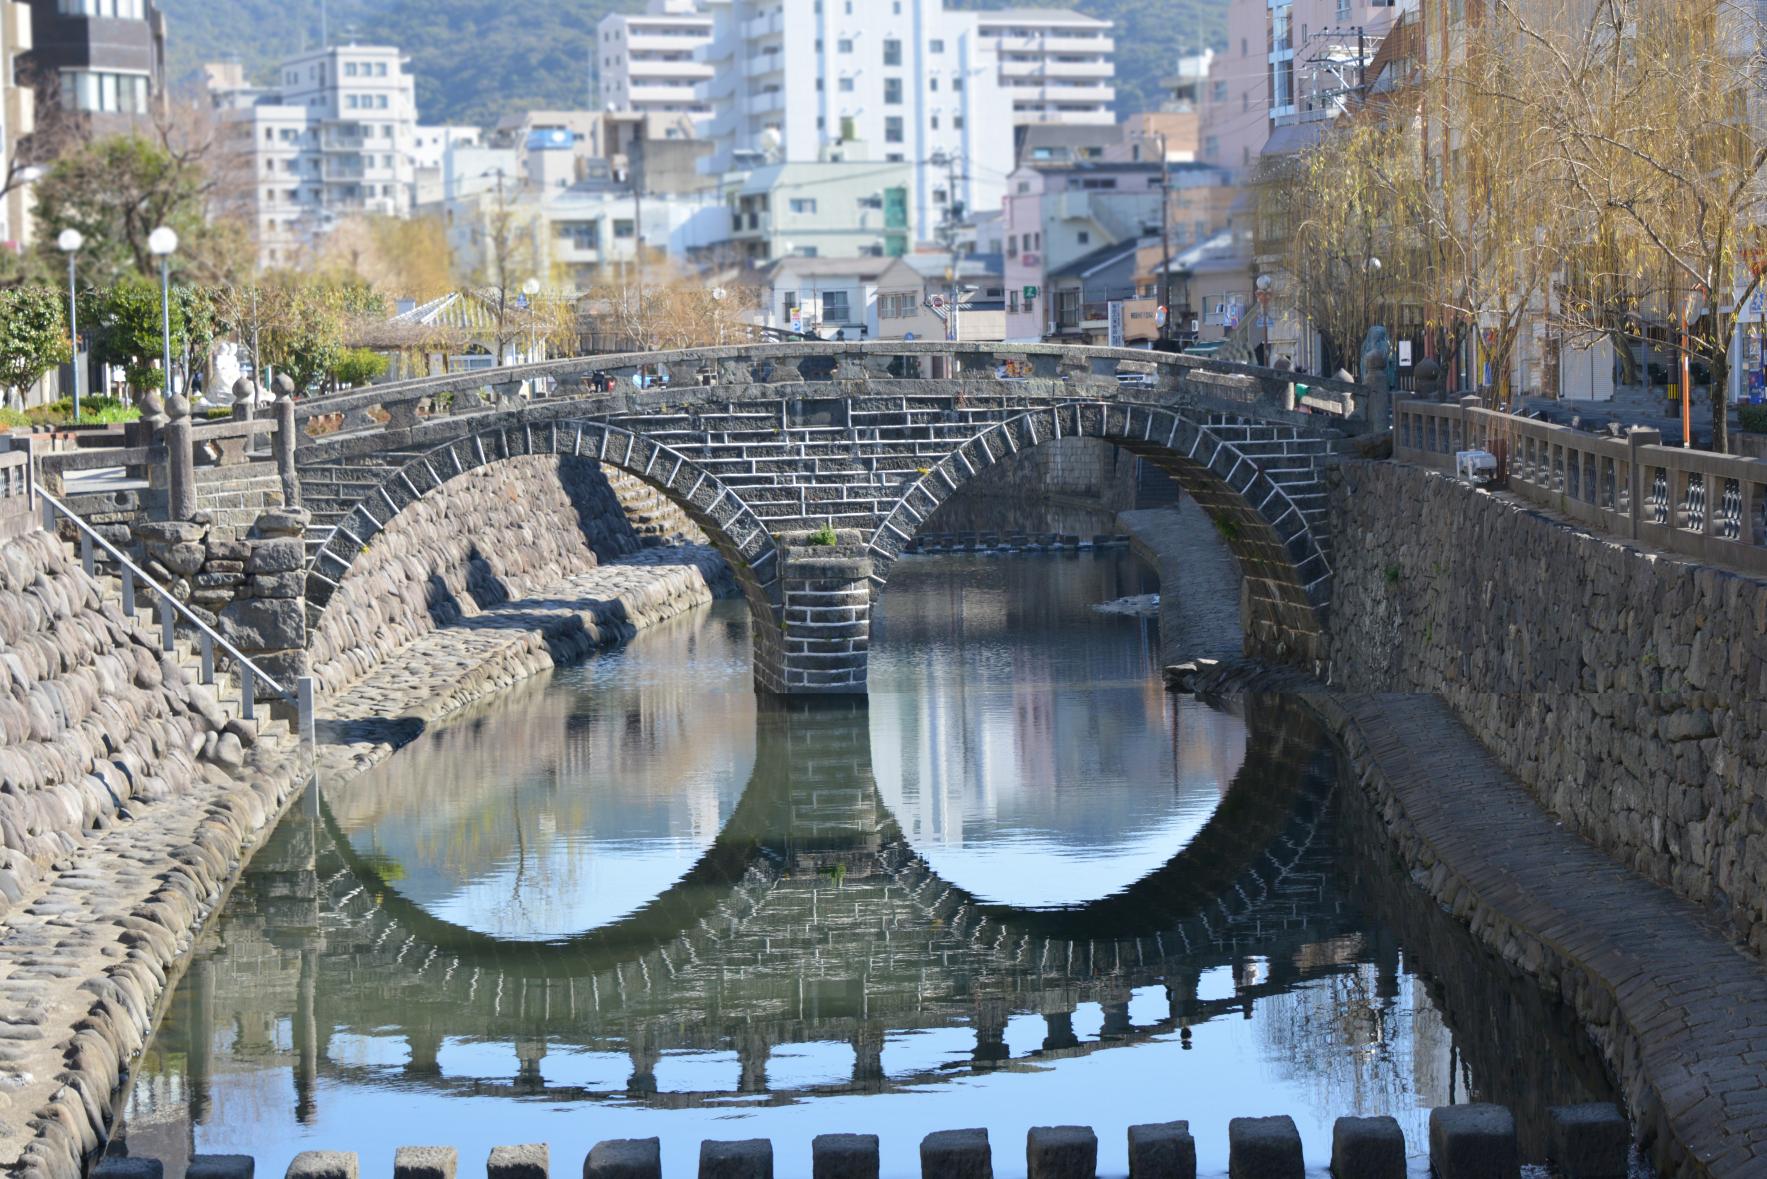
1322 691 1767 1177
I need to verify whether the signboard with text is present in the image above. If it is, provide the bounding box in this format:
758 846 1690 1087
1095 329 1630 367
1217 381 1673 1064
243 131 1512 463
1107 302 1125 348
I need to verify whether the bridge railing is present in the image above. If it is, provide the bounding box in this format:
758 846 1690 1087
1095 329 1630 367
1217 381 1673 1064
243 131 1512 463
1396 396 1767 575
286 342 1374 437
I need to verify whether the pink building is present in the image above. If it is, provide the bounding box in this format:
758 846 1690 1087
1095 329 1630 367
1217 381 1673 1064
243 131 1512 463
1001 160 1165 342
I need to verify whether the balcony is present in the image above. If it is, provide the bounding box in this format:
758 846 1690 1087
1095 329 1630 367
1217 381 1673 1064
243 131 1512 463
629 58 715 80
744 50 785 79
747 89 784 116
742 9 785 40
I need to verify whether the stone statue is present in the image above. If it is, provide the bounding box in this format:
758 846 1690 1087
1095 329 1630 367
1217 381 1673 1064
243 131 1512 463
1360 325 1392 395
1413 356 1445 401
211 342 242 407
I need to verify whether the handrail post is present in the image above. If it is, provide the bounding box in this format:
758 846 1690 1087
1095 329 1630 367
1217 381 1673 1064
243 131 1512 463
274 388 301 507
79 531 93 577
159 597 174 651
1628 427 1660 540
297 675 316 750
121 566 135 617
239 665 255 721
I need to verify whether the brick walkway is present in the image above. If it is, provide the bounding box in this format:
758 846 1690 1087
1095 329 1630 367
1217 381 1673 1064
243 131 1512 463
1325 691 1767 1177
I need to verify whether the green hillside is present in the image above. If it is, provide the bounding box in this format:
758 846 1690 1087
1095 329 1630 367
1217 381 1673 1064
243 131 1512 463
158 0 1226 128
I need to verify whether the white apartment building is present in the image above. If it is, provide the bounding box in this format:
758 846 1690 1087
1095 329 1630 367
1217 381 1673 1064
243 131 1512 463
696 0 1014 250
597 0 714 119
1 0 33 250
215 43 420 266
974 10 1116 127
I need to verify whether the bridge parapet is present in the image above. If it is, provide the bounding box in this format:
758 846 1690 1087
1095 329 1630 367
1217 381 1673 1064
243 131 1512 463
289 342 1372 442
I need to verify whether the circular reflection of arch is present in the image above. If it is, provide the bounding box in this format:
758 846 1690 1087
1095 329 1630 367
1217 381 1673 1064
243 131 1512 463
313 692 1336 992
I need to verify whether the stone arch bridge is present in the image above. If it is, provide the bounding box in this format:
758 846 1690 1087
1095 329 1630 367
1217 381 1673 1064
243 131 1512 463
289 342 1374 694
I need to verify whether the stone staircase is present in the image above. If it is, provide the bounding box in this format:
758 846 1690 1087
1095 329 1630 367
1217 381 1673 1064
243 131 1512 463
298 451 431 568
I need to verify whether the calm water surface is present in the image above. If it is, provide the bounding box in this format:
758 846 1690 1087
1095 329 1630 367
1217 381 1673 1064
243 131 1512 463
116 554 1618 1177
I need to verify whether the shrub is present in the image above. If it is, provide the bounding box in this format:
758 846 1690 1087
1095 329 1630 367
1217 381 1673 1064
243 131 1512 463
806 524 839 546
1740 403 1767 434
331 347 389 388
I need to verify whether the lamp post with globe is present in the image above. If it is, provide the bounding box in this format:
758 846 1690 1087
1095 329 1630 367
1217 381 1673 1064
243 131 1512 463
148 226 194 519
57 229 83 422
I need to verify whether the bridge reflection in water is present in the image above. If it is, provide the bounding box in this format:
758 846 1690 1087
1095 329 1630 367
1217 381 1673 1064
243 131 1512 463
117 557 1617 1178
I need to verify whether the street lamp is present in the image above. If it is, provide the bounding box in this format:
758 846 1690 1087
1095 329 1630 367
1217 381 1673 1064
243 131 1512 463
1255 273 1274 366
57 229 84 423
147 226 179 400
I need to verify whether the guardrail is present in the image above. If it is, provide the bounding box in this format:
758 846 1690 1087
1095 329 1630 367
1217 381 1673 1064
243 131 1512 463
1396 395 1767 575
35 489 316 744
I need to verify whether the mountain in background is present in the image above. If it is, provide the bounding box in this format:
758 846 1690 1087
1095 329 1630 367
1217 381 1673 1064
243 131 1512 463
158 0 1227 129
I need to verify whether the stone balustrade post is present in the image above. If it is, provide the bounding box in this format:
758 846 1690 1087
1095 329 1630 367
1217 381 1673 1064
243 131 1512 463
217 509 311 698
165 392 197 522
274 388 301 508
1628 427 1660 540
231 376 256 424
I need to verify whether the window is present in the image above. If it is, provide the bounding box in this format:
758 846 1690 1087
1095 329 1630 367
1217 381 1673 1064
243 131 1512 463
953 76 963 91
376 94 389 108
789 198 818 214
930 113 939 129
882 39 902 66
884 116 903 143
56 0 147 16
345 62 359 77
933 188 948 205
953 115 964 129
58 69 150 114
929 77 939 92
929 38 945 53
557 221 600 250
839 76 854 92
823 290 852 322
1077 231 1089 244
838 38 854 52
375 62 389 76
884 78 903 104
613 219 635 238
1009 290 1019 313
1007 235 1017 254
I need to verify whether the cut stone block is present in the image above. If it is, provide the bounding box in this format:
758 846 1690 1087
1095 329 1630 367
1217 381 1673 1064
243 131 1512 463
811 1134 878 1179
93 1160 164 1179
1330 1116 1404 1179
1547 1105 1629 1179
1429 1105 1519 1179
921 1129 992 1179
699 1139 773 1179
1228 1116 1303 1179
1127 1122 1195 1179
1027 1126 1097 1179
285 1153 358 1179
584 1139 661 1179
393 1147 457 1179
188 1155 255 1179
487 1144 549 1179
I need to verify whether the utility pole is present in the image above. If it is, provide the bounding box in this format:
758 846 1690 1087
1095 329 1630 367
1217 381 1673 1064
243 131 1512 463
933 151 966 343
1155 131 1172 345
630 137 646 348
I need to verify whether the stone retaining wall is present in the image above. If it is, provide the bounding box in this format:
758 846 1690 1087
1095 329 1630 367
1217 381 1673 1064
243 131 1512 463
308 455 702 695
1326 459 1767 954
0 530 248 885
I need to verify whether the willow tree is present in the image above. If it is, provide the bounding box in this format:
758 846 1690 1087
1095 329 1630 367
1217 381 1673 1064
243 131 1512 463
1511 0 1767 451
1258 116 1419 377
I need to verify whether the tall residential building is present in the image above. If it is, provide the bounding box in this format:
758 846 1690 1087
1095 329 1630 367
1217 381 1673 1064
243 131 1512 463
597 0 713 120
1 1 34 249
696 0 1014 251
973 10 1116 127
212 43 420 266
1201 0 1406 178
20 0 166 135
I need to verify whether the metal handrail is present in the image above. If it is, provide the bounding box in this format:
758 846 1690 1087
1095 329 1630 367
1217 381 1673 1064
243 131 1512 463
36 489 315 739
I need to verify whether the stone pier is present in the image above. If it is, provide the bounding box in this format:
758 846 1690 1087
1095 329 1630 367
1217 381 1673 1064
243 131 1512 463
753 544 873 695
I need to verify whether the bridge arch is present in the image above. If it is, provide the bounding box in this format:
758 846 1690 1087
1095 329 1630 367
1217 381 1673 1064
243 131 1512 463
303 418 787 658
865 400 1332 665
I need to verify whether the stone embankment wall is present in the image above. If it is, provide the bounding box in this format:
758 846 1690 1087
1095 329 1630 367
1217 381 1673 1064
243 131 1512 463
308 455 705 695
1326 460 1767 953
0 530 249 883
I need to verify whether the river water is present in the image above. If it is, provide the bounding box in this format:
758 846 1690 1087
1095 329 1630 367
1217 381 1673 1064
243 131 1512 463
115 553 1619 1177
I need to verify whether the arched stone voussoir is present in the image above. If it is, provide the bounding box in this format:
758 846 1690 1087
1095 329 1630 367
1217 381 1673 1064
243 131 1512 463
306 420 787 633
868 400 1334 663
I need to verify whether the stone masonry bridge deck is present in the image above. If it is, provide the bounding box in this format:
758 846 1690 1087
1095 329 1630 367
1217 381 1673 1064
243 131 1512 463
289 343 1372 693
